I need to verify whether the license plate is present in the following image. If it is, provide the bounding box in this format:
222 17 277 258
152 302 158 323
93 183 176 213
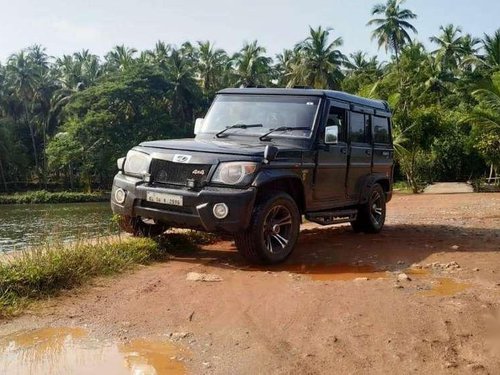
146 192 183 206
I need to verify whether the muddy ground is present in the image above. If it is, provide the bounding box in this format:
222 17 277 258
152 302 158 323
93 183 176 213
1 192 500 374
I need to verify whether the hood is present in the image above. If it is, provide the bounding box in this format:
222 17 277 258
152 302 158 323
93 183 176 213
139 138 304 157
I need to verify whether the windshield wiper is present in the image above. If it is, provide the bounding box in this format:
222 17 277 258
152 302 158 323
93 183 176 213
259 127 310 141
215 124 263 138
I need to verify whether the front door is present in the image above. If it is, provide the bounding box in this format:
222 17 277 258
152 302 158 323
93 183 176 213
347 111 373 200
313 102 348 206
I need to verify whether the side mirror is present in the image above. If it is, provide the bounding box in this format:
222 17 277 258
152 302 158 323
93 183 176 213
194 118 204 135
325 125 339 144
263 145 279 163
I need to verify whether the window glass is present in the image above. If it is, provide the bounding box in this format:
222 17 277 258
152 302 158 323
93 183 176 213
373 116 391 144
201 95 320 138
349 112 369 143
327 106 346 142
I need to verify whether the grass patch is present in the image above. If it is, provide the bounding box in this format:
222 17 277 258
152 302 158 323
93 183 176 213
0 190 109 205
0 230 214 317
392 181 414 193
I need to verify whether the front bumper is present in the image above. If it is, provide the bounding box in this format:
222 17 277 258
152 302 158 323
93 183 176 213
111 173 256 233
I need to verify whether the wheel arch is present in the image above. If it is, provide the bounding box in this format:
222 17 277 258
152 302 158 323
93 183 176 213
359 175 392 204
252 170 306 213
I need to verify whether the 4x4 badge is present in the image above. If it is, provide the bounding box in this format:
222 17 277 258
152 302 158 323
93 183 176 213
173 154 192 163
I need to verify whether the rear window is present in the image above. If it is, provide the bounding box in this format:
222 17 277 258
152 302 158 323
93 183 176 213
373 116 391 144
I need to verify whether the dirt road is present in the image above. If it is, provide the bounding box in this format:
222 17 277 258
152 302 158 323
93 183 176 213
1 193 500 374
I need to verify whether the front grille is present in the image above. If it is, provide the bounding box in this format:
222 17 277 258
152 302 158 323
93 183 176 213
150 159 212 186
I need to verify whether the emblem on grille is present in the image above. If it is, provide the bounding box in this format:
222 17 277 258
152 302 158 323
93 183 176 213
173 154 192 163
192 169 205 176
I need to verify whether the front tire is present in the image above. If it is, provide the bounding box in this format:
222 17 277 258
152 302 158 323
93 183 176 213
350 184 386 234
235 192 301 264
118 215 168 237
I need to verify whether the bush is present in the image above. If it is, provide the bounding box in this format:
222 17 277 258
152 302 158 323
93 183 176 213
0 229 220 317
0 190 109 204
0 237 161 316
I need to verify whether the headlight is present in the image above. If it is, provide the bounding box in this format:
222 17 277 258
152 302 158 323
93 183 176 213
123 150 151 177
116 157 126 170
211 162 258 186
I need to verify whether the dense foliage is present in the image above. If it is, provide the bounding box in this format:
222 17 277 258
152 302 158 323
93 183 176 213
0 0 499 193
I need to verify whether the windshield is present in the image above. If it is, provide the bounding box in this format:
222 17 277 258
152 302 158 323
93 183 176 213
200 94 321 139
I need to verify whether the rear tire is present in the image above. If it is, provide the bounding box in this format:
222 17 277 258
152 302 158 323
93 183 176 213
350 184 386 234
118 215 168 237
235 192 301 264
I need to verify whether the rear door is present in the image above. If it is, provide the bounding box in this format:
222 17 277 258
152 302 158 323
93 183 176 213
372 114 394 180
313 101 349 205
347 110 373 200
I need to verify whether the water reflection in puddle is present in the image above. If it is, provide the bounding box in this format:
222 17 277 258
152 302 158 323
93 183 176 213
261 264 389 281
421 277 471 297
0 327 187 375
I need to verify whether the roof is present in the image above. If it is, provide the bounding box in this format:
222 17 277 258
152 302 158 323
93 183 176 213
218 87 390 112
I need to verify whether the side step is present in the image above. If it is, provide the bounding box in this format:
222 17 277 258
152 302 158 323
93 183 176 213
305 209 358 226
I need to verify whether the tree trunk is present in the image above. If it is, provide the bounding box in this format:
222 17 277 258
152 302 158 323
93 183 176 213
0 158 8 192
24 105 39 175
488 163 494 183
68 164 74 190
42 120 48 190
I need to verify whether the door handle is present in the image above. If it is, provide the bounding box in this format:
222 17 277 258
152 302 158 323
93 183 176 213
365 149 372 156
382 151 390 157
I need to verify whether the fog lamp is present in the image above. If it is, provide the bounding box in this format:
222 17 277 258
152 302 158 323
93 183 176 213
213 203 229 219
114 188 126 204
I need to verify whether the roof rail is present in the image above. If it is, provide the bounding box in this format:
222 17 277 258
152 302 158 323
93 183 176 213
292 85 313 89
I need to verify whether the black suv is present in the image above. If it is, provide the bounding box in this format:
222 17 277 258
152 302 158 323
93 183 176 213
111 88 394 264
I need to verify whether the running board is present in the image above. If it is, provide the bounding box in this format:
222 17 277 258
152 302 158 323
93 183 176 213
305 209 358 226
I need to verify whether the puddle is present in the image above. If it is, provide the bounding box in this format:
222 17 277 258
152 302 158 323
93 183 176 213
406 268 430 277
262 264 389 281
421 277 471 297
0 327 187 375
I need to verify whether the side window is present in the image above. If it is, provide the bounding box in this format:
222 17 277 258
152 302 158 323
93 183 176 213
327 106 346 142
349 112 370 143
373 116 391 144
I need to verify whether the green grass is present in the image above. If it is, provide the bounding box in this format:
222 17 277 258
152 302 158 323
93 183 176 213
0 190 109 204
0 231 216 317
392 181 413 193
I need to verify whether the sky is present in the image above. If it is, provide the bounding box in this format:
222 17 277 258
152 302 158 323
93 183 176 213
0 0 499 63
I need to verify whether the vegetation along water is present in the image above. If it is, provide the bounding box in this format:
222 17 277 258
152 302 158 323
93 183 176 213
0 0 498 195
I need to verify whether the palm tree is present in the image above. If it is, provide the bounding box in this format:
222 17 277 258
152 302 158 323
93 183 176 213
466 72 500 132
275 48 301 87
74 49 101 87
482 29 500 72
166 49 201 129
463 72 500 181
430 24 467 71
105 45 137 71
345 51 379 73
145 41 172 69
196 41 228 94
6 50 40 172
459 34 481 71
367 0 417 63
233 41 272 87
289 26 346 89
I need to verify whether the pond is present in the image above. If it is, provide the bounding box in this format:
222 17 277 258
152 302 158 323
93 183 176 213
0 202 114 253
